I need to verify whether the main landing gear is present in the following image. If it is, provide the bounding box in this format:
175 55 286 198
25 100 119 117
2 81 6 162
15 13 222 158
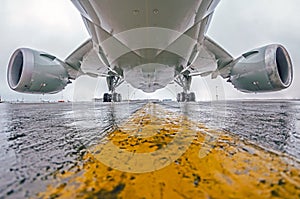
103 93 122 102
176 92 196 102
103 75 124 102
175 73 196 102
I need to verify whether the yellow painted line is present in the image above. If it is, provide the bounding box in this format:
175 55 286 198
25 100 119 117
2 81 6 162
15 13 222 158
38 103 300 199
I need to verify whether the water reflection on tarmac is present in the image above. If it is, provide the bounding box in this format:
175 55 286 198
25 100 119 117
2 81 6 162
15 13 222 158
0 100 299 198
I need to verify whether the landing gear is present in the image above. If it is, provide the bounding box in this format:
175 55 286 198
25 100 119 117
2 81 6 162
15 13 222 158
176 92 196 102
112 93 122 102
177 92 186 102
188 92 196 102
103 93 122 102
174 72 196 102
103 75 124 103
103 93 112 102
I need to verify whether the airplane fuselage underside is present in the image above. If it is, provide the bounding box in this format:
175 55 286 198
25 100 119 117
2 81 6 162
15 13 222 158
72 0 220 93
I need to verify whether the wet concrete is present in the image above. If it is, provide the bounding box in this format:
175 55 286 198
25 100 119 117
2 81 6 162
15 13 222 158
0 101 300 198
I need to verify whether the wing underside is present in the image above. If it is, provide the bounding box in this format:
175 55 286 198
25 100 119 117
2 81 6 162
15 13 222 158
65 39 110 79
64 35 233 81
187 36 233 77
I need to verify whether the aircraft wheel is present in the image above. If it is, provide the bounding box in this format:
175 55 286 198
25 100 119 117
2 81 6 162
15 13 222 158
103 93 112 102
188 92 196 102
177 93 181 102
112 93 122 102
177 92 186 102
118 93 122 102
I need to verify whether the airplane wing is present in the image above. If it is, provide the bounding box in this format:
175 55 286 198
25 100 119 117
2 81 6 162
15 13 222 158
65 36 233 80
65 39 110 79
187 36 234 77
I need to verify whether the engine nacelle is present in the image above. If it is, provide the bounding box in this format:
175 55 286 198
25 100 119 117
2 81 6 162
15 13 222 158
229 44 293 93
7 48 69 94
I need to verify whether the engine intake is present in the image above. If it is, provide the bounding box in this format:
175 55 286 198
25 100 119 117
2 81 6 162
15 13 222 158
230 44 293 92
7 48 69 94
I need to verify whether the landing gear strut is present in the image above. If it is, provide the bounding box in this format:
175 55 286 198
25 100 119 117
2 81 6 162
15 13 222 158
103 75 124 102
175 73 196 102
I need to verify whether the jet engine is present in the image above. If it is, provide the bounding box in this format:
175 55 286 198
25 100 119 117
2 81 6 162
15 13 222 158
7 48 70 94
229 44 293 92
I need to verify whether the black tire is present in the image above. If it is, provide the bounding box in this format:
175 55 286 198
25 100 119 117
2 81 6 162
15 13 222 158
112 93 122 102
177 92 186 102
112 93 117 102
188 92 196 102
181 92 186 102
103 93 112 102
177 93 181 102
117 94 122 102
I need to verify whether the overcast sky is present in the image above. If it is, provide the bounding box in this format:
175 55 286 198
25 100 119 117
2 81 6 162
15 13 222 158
0 0 299 101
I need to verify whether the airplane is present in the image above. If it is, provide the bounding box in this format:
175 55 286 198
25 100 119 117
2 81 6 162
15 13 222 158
7 0 293 102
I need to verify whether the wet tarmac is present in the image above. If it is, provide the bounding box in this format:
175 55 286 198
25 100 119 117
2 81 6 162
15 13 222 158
0 100 299 198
